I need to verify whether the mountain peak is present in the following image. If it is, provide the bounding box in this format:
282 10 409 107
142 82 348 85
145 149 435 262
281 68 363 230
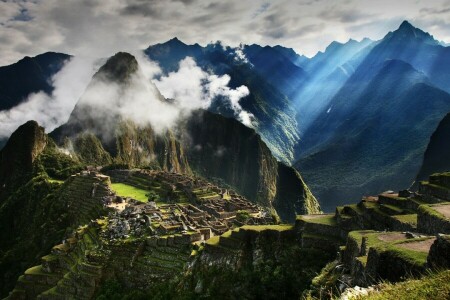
94 52 138 83
388 20 438 45
398 20 414 30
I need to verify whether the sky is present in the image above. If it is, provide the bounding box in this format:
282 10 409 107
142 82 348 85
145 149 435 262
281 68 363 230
0 0 450 65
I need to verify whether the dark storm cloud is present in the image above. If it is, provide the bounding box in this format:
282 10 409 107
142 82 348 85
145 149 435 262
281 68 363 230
0 0 450 65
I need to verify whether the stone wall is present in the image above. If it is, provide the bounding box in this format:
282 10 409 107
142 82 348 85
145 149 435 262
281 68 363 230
427 234 450 269
417 205 450 234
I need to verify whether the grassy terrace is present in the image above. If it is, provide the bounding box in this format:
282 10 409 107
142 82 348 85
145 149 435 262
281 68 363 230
241 224 294 232
111 183 149 202
393 214 417 225
297 214 337 226
47 178 64 184
364 270 450 300
348 231 430 266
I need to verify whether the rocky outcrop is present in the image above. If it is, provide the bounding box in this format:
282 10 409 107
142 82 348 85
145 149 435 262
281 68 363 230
184 110 320 221
417 205 450 234
427 234 450 269
416 113 450 184
50 52 319 220
0 120 47 200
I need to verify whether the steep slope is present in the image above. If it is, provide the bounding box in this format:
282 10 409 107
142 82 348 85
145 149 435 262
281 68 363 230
297 62 450 211
184 110 319 220
415 113 450 183
0 122 86 297
296 21 450 210
243 44 308 97
292 38 375 134
51 52 319 221
145 39 301 163
272 45 309 68
50 52 191 174
0 120 47 200
0 52 69 111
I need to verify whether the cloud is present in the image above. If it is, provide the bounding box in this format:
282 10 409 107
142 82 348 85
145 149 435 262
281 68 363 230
153 56 253 126
0 56 99 138
1 0 450 65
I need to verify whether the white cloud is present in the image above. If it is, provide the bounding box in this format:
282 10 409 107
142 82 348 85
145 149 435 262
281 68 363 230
0 56 98 138
1 0 450 65
154 56 253 126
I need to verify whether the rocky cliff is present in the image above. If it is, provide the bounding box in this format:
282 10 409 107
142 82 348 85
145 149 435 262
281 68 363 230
0 120 47 200
415 112 450 184
50 52 320 220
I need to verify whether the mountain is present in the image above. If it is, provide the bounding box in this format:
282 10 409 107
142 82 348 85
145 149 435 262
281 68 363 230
296 21 450 211
242 44 308 97
272 45 309 68
145 39 302 163
415 112 450 183
0 52 70 111
0 120 47 199
50 52 320 221
292 38 375 133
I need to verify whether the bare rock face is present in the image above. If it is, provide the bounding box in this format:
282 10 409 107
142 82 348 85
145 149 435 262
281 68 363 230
184 110 320 221
427 234 450 269
415 113 450 185
0 120 47 199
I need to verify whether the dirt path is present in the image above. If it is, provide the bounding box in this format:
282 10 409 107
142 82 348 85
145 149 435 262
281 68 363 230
301 214 333 220
378 233 407 242
434 204 450 218
396 238 436 252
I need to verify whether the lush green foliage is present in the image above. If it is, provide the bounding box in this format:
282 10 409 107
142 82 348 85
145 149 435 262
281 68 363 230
111 183 150 202
0 175 67 297
36 139 83 179
364 270 450 300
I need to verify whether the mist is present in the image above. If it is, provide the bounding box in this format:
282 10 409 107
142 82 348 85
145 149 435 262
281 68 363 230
0 51 253 140
0 56 99 139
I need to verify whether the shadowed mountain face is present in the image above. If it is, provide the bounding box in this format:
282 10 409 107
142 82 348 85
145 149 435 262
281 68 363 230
2 21 450 213
0 120 47 200
50 52 320 221
415 113 450 184
296 21 450 211
145 40 302 164
0 52 69 111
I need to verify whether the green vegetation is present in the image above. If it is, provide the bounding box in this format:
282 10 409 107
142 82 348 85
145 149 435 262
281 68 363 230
47 178 65 184
236 210 251 222
393 214 417 225
363 270 450 300
418 204 448 220
297 215 337 226
36 138 83 180
0 175 68 297
241 224 294 232
73 133 112 165
111 183 150 202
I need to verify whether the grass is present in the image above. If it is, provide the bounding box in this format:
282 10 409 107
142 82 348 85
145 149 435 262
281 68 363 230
241 224 294 232
297 215 337 226
393 214 417 225
47 178 64 184
363 270 450 300
111 183 149 202
206 236 220 246
418 204 447 220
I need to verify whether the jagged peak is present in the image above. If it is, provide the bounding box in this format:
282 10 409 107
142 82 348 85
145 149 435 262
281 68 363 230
94 52 138 83
387 20 438 45
398 20 415 30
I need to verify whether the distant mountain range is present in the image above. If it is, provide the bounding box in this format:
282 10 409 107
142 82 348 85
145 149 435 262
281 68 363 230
1 20 450 211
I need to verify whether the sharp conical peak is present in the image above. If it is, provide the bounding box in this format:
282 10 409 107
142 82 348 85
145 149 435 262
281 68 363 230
398 20 415 30
95 52 138 83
